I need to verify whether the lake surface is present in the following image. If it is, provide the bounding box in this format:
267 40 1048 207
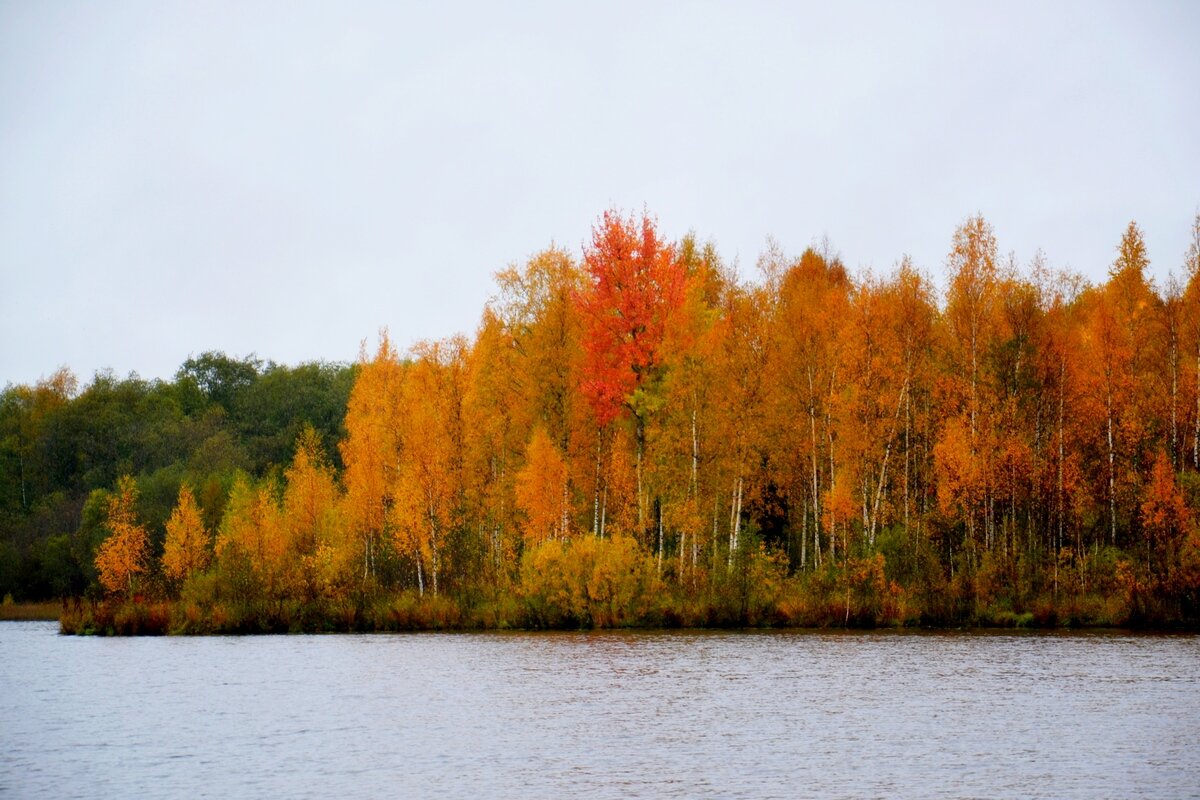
1 622 1197 799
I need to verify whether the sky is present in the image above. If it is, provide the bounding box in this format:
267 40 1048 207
2 1 1198 387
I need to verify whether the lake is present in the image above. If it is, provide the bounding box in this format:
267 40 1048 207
1 622 1197 799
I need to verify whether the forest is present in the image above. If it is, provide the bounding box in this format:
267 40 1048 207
4 209 1200 633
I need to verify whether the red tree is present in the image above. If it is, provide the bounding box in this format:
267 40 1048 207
577 209 686 426
576 209 687 538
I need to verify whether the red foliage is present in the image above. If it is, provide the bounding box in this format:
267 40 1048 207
576 209 686 426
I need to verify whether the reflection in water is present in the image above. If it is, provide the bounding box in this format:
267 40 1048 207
2 623 1198 799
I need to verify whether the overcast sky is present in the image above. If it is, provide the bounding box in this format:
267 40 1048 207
2 1 1198 386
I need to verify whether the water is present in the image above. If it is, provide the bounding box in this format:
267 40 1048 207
1 622 1197 799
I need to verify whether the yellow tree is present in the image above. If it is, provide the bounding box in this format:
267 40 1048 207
493 247 584 450
162 483 211 583
95 475 149 597
939 215 1000 560
887 260 937 546
515 427 570 549
1082 222 1156 545
712 279 773 567
216 475 287 598
463 309 525 585
652 235 727 576
990 268 1041 562
284 425 347 599
771 246 851 567
341 332 406 583
833 265 931 552
481 248 585 578
1031 262 1088 589
390 337 468 596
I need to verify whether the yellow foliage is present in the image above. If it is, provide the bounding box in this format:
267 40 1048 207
284 426 352 597
515 427 569 548
95 476 149 597
521 535 659 627
216 476 288 594
162 483 210 582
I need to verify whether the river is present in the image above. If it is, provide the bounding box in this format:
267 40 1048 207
1 622 1197 798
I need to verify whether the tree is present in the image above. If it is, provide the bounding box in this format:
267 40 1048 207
283 425 347 598
94 475 149 597
651 235 727 575
493 247 584 450
0 368 76 512
176 351 261 414
340 332 406 583
939 215 1000 561
577 209 687 538
1182 213 1200 471
215 474 288 598
712 280 773 567
162 483 210 583
1081 222 1157 546
1141 450 1191 587
390 338 468 596
463 309 525 586
771 246 851 567
1032 261 1087 589
515 427 570 549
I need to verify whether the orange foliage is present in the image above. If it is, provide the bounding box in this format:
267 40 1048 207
75 208 1200 628
95 475 149 597
162 483 210 583
515 427 569 548
341 331 406 582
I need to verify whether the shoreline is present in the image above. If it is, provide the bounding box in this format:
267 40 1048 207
0 601 63 622
51 596 1200 636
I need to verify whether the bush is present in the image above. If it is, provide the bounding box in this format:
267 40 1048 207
520 535 661 628
60 599 170 635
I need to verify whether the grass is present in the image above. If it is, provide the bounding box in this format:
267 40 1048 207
0 600 63 621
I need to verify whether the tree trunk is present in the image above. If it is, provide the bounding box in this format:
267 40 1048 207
691 402 699 495
1057 361 1065 599
600 485 607 539
903 383 911 535
800 498 807 571
727 476 743 569
561 479 570 540
808 368 821 555
656 500 664 576
678 526 686 577
636 414 646 534
868 380 907 548
593 433 602 536
432 545 439 597
18 450 26 510
1170 338 1178 467
1107 384 1117 546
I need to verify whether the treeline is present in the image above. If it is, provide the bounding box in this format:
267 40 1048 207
12 208 1200 632
0 355 355 600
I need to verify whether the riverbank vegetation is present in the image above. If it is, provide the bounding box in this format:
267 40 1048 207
0 597 61 621
6 210 1200 634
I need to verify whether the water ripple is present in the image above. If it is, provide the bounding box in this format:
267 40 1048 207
1 623 1198 799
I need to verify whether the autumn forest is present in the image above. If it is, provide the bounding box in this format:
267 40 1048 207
5 210 1200 633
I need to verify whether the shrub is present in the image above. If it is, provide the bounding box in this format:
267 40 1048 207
520 535 661 628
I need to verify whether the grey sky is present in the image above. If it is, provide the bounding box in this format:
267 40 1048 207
2 1 1197 386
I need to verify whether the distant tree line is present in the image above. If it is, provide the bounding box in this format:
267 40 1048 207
9 209 1200 632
